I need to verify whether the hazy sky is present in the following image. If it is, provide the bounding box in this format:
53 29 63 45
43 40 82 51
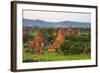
23 10 91 23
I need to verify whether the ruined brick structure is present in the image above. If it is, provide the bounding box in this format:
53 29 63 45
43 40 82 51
48 27 65 53
29 29 47 55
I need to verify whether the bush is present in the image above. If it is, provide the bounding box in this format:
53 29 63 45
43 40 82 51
70 44 83 54
23 32 34 43
60 41 84 55
60 41 72 55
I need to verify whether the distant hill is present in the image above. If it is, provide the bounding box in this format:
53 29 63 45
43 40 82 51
23 18 91 28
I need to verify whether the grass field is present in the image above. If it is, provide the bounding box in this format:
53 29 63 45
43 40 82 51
23 52 91 62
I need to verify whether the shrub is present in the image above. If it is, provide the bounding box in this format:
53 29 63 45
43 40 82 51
23 32 34 43
60 41 84 55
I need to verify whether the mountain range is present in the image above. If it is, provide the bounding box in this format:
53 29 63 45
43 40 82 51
23 18 91 28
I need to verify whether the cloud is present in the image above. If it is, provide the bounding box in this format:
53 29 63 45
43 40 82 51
23 10 91 23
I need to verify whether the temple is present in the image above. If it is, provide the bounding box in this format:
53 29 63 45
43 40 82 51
29 29 47 55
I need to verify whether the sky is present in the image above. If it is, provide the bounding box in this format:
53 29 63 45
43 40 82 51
23 10 91 23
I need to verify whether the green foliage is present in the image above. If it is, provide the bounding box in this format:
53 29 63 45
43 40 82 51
60 31 90 55
23 32 34 43
45 33 53 44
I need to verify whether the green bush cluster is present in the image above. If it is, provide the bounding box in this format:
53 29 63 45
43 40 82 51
60 34 90 55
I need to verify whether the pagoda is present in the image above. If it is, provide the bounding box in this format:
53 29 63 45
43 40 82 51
29 29 47 55
66 24 73 36
48 27 65 53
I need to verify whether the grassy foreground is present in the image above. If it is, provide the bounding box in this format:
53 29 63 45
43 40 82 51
23 52 91 62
